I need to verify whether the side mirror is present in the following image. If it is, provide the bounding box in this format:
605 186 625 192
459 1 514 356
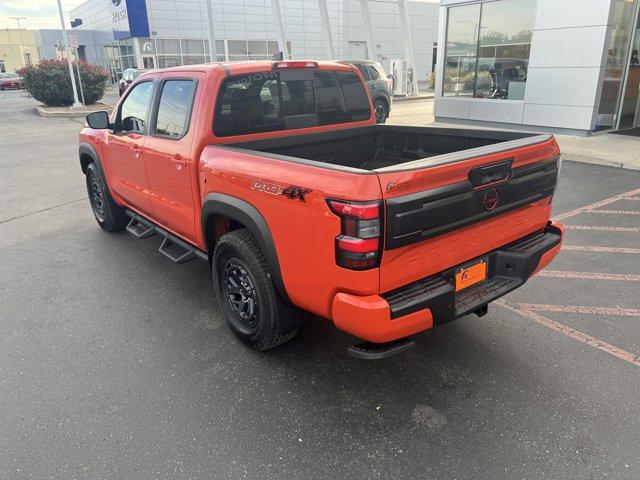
86 111 110 129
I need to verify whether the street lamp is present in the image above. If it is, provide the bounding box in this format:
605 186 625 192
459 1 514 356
55 0 82 109
10 17 27 67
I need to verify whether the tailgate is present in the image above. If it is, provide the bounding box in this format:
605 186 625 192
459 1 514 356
376 134 560 293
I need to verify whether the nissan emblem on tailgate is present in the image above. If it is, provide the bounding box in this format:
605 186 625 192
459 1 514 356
483 188 500 211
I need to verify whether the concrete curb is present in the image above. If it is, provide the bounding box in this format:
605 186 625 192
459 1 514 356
393 94 434 103
36 104 113 118
562 154 640 171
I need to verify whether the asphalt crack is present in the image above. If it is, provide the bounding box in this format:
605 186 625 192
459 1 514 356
0 198 85 225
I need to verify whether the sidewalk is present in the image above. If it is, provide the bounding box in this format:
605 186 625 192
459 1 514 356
556 133 640 171
393 92 434 102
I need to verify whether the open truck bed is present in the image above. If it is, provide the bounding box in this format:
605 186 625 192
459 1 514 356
225 125 550 172
214 123 561 314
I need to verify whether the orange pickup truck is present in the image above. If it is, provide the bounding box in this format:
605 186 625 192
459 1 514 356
79 60 563 359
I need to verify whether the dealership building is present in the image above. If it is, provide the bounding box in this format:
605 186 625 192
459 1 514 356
53 0 438 84
434 0 640 135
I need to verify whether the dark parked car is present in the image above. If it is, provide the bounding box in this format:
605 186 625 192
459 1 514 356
0 72 23 90
119 68 149 96
338 60 392 123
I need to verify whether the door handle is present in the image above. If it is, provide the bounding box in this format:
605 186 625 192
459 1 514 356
130 144 142 158
171 154 187 170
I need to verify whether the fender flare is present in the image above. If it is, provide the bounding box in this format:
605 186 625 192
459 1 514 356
79 141 122 207
79 142 103 174
202 193 291 304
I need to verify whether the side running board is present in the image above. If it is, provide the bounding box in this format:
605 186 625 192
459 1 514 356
125 211 207 264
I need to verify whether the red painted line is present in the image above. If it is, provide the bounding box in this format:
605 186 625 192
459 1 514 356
563 245 640 254
588 209 640 216
518 303 640 316
564 225 640 232
537 270 640 281
626 197 640 201
553 187 640 221
496 300 640 367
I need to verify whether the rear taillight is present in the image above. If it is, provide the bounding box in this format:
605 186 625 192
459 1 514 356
328 199 382 270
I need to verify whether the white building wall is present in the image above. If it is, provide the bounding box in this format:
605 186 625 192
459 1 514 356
434 0 614 134
344 0 438 79
68 0 438 76
523 0 612 131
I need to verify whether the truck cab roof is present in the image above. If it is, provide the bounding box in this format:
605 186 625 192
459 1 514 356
144 60 357 77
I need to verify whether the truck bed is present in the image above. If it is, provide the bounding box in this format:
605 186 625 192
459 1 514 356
225 125 543 172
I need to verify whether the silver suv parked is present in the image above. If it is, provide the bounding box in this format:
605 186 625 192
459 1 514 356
339 60 393 123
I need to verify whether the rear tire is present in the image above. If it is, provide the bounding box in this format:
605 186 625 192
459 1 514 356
374 99 388 123
212 229 303 351
85 162 128 232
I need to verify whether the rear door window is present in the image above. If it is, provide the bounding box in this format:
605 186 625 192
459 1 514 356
355 64 371 81
366 65 380 79
214 69 371 136
154 79 196 139
336 72 371 121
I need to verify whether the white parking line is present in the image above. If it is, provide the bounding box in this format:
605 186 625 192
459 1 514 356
588 209 640 216
537 270 640 281
564 225 640 232
517 304 640 316
496 300 640 367
553 187 640 221
562 245 640 254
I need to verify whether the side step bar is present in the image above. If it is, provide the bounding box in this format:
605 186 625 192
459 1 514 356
125 211 208 264
348 337 416 360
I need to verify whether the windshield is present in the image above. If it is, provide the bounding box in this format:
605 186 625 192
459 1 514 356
1 73 19 79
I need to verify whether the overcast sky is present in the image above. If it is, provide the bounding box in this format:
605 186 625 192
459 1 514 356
0 0 86 30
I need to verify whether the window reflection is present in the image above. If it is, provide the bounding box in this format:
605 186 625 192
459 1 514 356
155 80 196 138
443 0 535 101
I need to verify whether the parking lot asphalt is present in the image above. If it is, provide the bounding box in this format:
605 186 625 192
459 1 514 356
1 89 640 480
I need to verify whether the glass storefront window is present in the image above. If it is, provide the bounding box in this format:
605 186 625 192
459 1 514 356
595 0 638 131
443 3 480 97
157 55 182 68
247 40 268 59
181 39 205 55
204 40 225 57
182 56 207 65
443 0 535 100
157 39 181 55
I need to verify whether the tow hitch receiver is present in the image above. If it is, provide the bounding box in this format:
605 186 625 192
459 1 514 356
348 337 416 360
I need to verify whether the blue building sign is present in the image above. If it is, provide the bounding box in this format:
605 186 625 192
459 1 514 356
111 0 150 40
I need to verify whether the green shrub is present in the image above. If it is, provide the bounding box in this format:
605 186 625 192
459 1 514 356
19 59 109 106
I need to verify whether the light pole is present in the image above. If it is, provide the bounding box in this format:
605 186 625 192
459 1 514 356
10 17 27 67
55 0 82 108
204 0 217 61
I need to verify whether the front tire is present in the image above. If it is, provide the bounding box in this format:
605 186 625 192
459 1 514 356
213 229 302 351
374 99 388 123
85 162 128 231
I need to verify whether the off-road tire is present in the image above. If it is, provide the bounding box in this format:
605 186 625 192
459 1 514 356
85 162 128 232
213 228 303 351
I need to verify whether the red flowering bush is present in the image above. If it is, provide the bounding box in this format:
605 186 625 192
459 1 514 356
19 59 109 106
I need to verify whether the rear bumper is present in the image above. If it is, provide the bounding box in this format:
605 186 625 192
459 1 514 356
331 221 563 343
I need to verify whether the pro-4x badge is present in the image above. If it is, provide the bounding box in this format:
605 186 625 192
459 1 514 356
251 180 312 202
282 185 312 202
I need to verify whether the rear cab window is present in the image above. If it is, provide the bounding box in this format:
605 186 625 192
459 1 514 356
213 68 371 137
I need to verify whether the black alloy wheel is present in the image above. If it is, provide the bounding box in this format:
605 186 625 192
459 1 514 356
222 258 259 333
